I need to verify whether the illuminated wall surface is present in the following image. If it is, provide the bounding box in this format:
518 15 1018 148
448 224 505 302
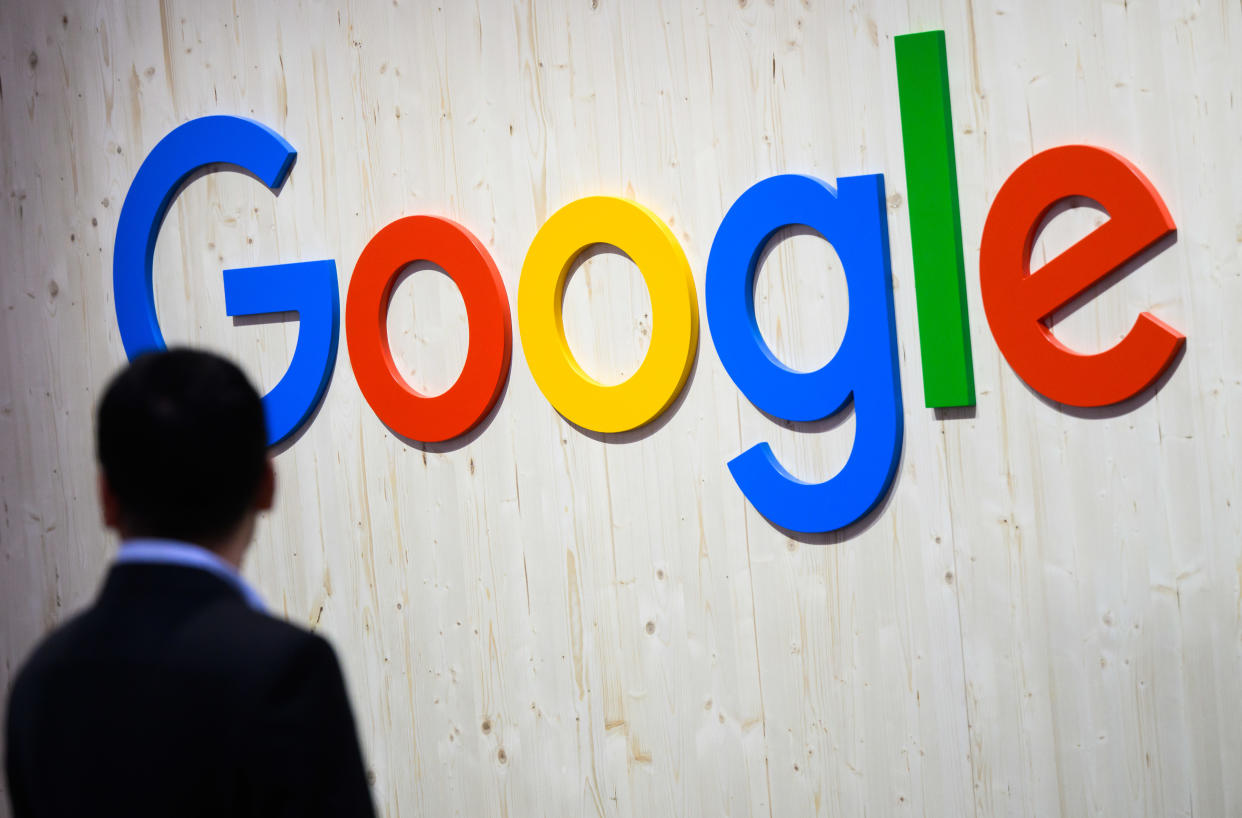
2 0 1240 814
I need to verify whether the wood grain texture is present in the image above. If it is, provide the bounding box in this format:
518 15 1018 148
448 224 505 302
2 1 1240 815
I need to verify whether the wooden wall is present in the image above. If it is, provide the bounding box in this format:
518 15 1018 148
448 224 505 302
3 0 1240 815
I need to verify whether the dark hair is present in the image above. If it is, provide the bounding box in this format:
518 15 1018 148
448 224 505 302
96 348 268 543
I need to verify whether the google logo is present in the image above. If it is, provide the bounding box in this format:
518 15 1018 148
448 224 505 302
112 31 1183 535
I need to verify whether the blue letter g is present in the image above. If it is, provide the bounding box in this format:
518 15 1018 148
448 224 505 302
706 174 904 534
112 116 338 445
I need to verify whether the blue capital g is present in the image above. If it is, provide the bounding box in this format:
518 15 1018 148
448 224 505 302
706 174 904 534
113 115 338 445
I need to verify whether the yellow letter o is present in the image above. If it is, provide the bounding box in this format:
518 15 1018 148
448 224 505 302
518 196 699 433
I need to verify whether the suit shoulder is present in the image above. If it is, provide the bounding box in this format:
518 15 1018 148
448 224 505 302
8 610 94 690
5 610 97 738
183 602 340 678
201 603 328 650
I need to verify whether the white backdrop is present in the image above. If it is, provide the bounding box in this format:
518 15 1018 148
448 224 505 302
2 1 1240 815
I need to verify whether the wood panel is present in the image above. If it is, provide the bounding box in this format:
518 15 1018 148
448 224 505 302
2 1 1239 815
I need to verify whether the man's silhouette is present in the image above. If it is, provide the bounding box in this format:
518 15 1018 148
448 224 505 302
4 349 376 817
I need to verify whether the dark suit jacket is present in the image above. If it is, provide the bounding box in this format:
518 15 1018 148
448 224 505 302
4 562 376 817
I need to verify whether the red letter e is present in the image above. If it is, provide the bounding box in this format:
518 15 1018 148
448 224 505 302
980 145 1182 407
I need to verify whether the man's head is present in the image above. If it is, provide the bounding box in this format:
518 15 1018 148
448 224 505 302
96 349 274 556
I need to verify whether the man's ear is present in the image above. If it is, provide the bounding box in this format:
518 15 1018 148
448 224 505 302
98 471 123 531
255 456 276 512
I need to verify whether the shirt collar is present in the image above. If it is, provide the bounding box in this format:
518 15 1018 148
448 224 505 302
115 538 266 612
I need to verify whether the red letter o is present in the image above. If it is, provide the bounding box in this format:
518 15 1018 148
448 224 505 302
346 216 512 442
